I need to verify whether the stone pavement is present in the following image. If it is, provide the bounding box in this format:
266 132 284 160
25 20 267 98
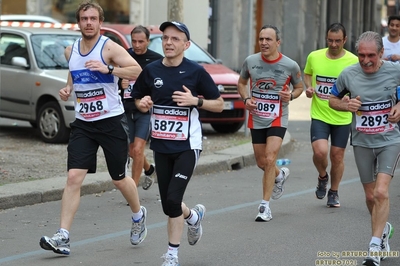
0 132 292 210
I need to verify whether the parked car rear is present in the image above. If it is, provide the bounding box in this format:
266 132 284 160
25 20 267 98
0 26 81 143
100 24 245 133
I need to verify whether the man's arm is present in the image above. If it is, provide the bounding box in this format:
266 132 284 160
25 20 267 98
104 41 142 80
291 81 304 100
198 96 224 113
304 74 315 98
389 101 400 123
383 54 400 62
171 86 224 113
329 94 348 111
59 46 74 101
329 94 361 112
303 73 312 88
237 76 250 100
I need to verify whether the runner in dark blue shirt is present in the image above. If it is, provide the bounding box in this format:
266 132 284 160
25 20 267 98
131 21 223 266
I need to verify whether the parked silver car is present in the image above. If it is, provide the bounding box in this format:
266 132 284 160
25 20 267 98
0 14 61 24
0 26 81 143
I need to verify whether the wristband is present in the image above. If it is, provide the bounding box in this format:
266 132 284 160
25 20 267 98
197 98 203 107
243 97 251 104
290 93 294 101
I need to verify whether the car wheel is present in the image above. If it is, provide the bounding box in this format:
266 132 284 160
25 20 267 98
211 122 244 133
37 101 70 143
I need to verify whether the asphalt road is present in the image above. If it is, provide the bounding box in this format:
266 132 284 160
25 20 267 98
1 95 399 265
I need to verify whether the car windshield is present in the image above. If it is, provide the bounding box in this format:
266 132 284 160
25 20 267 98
135 34 215 64
31 34 79 69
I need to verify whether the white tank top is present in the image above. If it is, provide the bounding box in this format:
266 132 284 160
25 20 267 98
69 36 124 121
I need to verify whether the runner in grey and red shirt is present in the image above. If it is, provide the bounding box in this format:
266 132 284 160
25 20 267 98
238 24 304 223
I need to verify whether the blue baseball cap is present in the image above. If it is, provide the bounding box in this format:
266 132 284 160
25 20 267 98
159 21 190 40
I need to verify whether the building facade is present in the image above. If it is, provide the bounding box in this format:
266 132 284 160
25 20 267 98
1 0 385 71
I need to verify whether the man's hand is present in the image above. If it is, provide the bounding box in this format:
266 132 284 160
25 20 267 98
279 85 291 102
305 87 314 98
59 86 71 101
84 60 109 74
121 79 130 89
138 96 153 112
389 102 400 123
244 97 257 111
346 95 362 112
172 85 197 106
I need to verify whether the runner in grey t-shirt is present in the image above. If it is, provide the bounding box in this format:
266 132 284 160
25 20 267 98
329 31 400 266
238 25 304 223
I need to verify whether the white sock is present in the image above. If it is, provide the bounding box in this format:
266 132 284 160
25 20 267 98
275 170 283 182
260 200 269 208
185 209 199 225
132 208 143 222
167 243 179 257
369 237 381 247
58 228 69 239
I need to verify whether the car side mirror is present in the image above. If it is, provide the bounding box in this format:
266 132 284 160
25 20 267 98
11 57 29 69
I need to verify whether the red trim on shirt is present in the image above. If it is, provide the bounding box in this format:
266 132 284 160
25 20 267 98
261 52 283 64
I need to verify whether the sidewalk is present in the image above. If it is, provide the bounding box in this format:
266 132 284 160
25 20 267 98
0 132 293 210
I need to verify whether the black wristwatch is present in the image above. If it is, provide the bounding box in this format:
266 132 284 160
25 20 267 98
197 98 204 107
107 64 114 74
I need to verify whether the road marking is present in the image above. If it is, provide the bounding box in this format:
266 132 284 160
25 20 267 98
0 178 360 263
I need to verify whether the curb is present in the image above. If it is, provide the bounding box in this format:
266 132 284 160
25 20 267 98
0 132 293 210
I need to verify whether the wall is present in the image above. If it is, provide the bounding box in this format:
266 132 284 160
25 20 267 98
214 0 382 71
2 0 383 71
146 0 209 49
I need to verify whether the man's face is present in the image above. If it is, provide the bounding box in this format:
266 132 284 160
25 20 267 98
388 19 400 39
162 26 189 59
258 28 280 58
326 30 347 57
131 32 149 55
357 41 383 74
78 8 101 40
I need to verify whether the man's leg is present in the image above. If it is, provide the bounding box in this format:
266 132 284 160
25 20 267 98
362 178 390 265
253 136 283 221
143 155 151 172
168 203 189 245
311 139 329 178
40 121 96 255
261 136 283 201
370 173 391 239
310 120 332 200
130 137 147 186
60 169 88 230
114 176 141 212
329 146 346 191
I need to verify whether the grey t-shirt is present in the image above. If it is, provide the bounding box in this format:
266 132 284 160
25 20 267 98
239 53 302 129
331 61 400 148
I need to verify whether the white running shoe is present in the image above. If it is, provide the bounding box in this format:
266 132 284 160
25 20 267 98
39 230 70 255
272 167 290 200
130 206 147 245
161 253 180 266
362 243 381 266
187 204 206 246
381 221 394 261
255 205 272 222
142 164 155 190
